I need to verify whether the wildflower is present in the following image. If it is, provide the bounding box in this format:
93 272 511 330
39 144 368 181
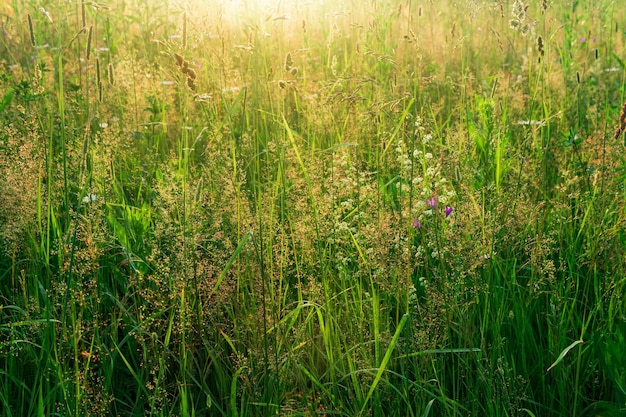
445 205 453 217
426 196 437 209
412 219 422 228
82 193 97 204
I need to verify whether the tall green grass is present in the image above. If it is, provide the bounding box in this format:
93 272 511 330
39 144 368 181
1 0 625 416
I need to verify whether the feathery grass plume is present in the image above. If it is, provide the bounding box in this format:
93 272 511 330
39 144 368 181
278 80 286 89
182 12 187 49
284 52 293 71
418 6 422 17
98 80 102 102
290 67 298 76
614 102 626 141
537 36 544 56
108 63 114 85
86 25 93 60
542 0 548 13
27 14 35 46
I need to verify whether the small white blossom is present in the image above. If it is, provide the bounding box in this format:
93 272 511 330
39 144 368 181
82 193 98 204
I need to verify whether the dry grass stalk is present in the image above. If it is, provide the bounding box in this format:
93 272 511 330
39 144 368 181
182 12 187 49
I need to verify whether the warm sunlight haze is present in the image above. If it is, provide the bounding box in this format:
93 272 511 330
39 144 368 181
0 0 625 416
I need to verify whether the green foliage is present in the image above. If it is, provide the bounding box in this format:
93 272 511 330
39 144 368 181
0 0 625 416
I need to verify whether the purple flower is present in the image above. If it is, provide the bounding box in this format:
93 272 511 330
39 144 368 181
426 196 437 209
580 37 586 43
412 219 422 229
445 205 453 217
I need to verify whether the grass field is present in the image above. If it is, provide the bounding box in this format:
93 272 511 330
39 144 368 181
1 0 625 416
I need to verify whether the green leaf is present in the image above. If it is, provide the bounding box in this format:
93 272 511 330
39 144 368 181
0 88 14 113
547 339 584 372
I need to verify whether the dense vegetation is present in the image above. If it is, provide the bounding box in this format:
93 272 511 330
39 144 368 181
1 0 625 415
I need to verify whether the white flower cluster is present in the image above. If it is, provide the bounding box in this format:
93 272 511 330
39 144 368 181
396 117 456 222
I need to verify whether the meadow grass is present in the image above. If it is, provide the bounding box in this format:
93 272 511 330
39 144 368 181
0 0 625 416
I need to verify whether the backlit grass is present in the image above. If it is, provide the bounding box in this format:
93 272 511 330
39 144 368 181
1 0 625 416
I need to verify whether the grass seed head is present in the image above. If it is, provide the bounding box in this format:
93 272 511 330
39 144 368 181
86 25 93 60
184 67 196 80
108 63 114 85
174 53 184 67
186 77 196 91
284 52 293 71
27 14 35 46
81 0 86 28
